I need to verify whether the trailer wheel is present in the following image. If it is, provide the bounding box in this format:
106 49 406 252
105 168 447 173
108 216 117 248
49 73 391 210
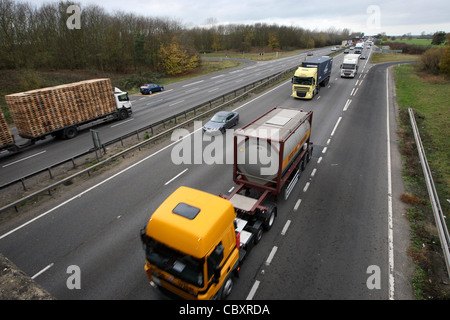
264 207 276 231
64 126 78 139
253 226 263 245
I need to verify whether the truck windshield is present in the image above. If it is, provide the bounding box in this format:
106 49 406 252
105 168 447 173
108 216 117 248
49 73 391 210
144 237 204 287
117 93 129 102
292 76 313 85
342 64 356 70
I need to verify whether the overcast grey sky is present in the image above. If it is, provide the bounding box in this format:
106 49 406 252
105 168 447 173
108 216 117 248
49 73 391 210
21 0 450 35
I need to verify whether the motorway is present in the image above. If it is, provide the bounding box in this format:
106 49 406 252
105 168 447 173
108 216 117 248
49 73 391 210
0 46 414 300
0 47 330 186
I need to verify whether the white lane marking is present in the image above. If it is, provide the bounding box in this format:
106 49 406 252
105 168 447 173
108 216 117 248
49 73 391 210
265 246 278 265
31 263 54 279
2 150 47 168
182 80 204 87
246 280 260 300
386 70 395 300
281 220 291 235
294 199 302 211
169 100 185 106
111 118 134 128
165 168 188 186
331 117 342 137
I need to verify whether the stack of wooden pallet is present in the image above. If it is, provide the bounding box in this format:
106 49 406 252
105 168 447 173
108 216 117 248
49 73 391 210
0 112 13 147
5 79 116 139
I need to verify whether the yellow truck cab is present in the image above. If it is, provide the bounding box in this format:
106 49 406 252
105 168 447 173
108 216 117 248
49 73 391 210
291 67 318 99
141 186 240 300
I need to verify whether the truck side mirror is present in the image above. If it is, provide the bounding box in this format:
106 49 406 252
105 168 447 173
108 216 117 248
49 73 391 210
291 77 293 83
340 64 342 69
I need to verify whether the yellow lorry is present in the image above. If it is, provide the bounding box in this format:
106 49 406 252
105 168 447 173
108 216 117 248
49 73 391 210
291 56 333 99
141 107 314 299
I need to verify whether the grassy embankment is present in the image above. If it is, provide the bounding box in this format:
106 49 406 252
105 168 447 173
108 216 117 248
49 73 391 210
393 61 449 299
0 59 243 124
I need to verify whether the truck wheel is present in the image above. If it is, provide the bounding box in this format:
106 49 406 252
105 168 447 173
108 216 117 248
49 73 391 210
119 109 128 120
264 208 276 231
254 226 263 245
221 275 233 299
64 126 78 139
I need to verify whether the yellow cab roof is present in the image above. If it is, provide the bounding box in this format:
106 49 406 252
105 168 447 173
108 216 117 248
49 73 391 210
294 67 317 78
145 186 235 259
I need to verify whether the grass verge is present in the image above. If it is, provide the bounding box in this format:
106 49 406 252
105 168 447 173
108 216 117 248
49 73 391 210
394 63 450 299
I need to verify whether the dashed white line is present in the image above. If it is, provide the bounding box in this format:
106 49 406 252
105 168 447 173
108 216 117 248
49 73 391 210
322 147 328 154
311 168 317 177
303 182 310 192
343 99 352 112
111 118 134 128
331 117 342 136
169 100 185 107
182 80 204 87
294 199 302 211
317 157 323 164
281 220 291 235
164 168 188 185
246 280 260 300
353 88 359 96
266 246 278 265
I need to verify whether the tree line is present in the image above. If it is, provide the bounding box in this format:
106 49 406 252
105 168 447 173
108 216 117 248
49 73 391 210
0 0 355 75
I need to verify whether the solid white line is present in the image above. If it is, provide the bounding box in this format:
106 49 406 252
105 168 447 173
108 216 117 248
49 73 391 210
294 199 302 211
303 182 310 192
165 168 188 186
386 70 395 300
331 117 342 137
111 118 134 128
2 150 46 168
246 280 260 300
266 246 278 265
31 263 54 279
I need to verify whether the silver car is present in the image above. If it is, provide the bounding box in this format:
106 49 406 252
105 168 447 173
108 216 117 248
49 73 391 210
203 111 239 134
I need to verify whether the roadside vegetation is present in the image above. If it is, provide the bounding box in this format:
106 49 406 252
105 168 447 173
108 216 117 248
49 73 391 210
392 41 450 299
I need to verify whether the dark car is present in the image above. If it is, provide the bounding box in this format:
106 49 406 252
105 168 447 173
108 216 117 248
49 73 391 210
359 54 367 59
344 49 350 54
203 111 239 135
140 83 164 95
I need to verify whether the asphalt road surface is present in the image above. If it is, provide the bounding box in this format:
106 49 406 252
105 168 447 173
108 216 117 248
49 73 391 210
0 46 414 300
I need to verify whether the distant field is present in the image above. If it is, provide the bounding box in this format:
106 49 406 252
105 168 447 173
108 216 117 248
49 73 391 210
387 38 435 46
